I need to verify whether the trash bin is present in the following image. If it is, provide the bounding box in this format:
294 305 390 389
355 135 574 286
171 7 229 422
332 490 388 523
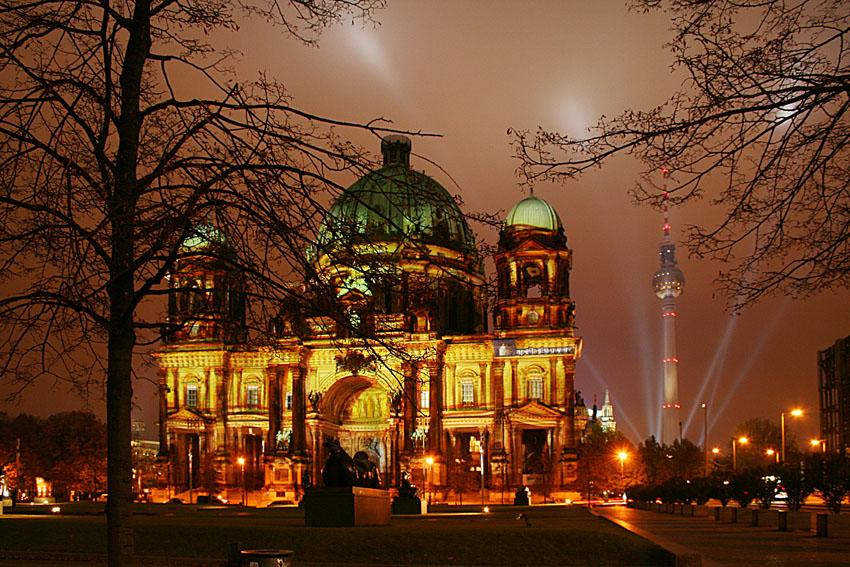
240 549 294 567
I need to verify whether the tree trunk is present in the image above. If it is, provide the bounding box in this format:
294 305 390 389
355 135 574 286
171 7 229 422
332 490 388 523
106 316 136 567
107 2 151 565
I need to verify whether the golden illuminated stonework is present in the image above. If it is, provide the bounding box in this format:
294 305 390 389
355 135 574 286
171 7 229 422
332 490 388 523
154 137 582 505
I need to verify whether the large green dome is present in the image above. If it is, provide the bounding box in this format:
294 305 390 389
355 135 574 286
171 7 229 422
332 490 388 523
318 136 476 254
505 191 563 232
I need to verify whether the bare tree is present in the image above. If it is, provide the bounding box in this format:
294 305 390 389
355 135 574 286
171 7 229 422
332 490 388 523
513 0 850 308
0 1 395 566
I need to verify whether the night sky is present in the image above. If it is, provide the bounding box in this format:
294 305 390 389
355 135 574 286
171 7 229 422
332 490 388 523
3 1 847 454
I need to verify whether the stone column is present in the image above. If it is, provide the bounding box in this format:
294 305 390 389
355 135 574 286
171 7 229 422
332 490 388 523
510 360 519 407
509 423 521 486
402 361 417 453
267 365 282 455
290 359 308 457
213 365 228 456
446 363 456 409
492 361 505 452
478 362 488 406
428 349 445 456
549 357 558 406
563 360 576 452
157 367 169 457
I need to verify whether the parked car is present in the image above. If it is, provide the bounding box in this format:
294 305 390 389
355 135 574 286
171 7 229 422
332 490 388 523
196 494 225 504
166 497 184 504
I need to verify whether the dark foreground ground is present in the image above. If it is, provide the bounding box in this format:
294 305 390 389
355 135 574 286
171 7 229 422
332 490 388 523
0 502 673 566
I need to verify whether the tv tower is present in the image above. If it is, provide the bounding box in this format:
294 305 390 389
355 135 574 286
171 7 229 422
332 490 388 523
652 167 685 445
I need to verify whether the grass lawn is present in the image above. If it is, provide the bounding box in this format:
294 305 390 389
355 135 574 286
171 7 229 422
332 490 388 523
0 503 673 566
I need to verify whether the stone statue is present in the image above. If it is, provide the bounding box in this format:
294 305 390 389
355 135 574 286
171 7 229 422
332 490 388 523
388 390 404 414
275 430 290 452
308 390 322 412
397 472 419 498
353 450 382 489
322 438 357 487
321 438 382 489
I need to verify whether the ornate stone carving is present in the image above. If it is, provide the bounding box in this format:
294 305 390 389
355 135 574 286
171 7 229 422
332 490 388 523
334 350 376 375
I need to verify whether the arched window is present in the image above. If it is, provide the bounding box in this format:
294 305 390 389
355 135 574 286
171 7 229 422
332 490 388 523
185 383 199 408
246 384 260 407
461 381 475 405
525 365 546 402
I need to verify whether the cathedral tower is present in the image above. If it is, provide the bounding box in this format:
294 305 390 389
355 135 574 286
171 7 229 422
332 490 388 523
652 168 685 445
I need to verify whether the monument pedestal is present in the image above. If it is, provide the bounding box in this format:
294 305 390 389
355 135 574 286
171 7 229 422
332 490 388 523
392 495 426 515
303 486 391 526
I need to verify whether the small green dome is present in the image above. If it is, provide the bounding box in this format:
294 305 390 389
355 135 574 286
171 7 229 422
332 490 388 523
319 136 476 254
181 219 227 251
505 192 563 231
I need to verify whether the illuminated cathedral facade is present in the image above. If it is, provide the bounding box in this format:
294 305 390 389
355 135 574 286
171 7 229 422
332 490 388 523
154 136 583 503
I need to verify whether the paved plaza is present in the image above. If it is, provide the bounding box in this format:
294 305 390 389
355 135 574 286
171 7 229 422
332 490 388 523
594 506 850 567
1 504 848 566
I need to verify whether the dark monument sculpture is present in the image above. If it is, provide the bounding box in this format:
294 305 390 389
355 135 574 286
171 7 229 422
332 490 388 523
306 438 390 526
321 438 382 489
391 472 424 515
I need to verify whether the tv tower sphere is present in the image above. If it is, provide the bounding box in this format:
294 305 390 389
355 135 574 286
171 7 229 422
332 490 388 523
653 259 685 298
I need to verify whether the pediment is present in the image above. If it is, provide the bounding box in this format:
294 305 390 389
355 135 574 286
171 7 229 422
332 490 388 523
168 407 211 426
509 401 564 422
510 239 551 253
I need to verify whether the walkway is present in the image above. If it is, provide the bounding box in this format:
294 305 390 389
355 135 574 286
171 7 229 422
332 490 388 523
593 506 849 567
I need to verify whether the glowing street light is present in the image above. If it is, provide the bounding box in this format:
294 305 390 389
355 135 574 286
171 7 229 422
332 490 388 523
780 409 803 464
618 451 627 475
426 456 434 506
701 403 709 476
237 457 246 506
732 437 748 471
766 449 778 464
811 439 826 453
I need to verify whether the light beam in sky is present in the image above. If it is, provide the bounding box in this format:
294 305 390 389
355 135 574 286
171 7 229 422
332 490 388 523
342 27 399 96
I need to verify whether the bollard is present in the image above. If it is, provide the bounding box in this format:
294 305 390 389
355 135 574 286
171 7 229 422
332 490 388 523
240 549 295 567
817 513 828 537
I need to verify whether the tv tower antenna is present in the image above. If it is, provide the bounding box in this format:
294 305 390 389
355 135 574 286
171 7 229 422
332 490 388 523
652 166 685 445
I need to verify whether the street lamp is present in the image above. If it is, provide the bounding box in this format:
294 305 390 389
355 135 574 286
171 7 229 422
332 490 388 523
702 403 709 476
732 437 748 471
766 449 778 464
617 451 627 499
237 457 246 506
426 456 434 506
780 409 803 464
454 458 464 506
811 439 826 453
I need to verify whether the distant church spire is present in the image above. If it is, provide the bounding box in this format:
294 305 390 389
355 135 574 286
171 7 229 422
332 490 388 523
652 166 685 445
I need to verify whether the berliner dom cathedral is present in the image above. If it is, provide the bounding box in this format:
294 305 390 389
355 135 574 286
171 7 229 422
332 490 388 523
154 136 584 503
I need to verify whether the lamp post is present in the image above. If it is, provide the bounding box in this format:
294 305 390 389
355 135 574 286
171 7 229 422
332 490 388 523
188 445 193 504
426 456 434 507
618 451 627 498
237 457 246 506
702 403 708 476
780 409 802 464
811 439 826 453
766 449 779 464
454 458 463 506
732 437 748 471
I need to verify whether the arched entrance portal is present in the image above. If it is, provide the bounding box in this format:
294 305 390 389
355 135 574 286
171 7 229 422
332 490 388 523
317 375 396 486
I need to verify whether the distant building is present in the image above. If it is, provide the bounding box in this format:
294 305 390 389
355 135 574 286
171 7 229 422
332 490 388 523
819 334 850 455
598 389 616 432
